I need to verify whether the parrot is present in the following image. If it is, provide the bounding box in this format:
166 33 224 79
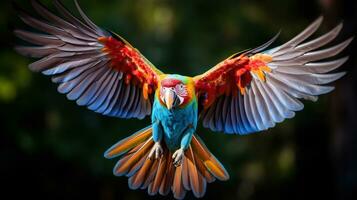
14 0 353 199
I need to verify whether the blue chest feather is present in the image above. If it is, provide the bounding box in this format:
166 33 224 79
152 97 198 149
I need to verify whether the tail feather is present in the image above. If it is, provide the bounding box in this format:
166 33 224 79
186 147 202 197
104 126 152 159
113 138 154 176
172 165 187 199
159 153 174 196
181 157 191 190
191 135 230 181
105 126 230 199
148 152 167 195
129 158 153 190
126 147 150 177
112 152 132 176
197 169 207 198
141 159 159 189
194 151 216 183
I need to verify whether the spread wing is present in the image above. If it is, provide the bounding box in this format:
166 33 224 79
14 0 163 119
194 17 353 134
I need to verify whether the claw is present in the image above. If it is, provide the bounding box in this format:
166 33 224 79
172 148 184 167
148 142 163 160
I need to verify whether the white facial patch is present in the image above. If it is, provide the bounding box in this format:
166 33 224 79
175 84 188 97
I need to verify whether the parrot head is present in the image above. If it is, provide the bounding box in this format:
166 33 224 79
158 75 195 110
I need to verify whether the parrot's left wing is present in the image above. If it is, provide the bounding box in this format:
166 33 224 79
194 17 353 134
14 0 163 119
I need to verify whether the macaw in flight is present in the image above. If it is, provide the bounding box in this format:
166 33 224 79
14 0 353 199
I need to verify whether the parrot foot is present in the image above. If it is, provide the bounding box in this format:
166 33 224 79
172 148 185 167
148 142 163 160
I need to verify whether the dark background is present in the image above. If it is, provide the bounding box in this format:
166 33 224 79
1 0 356 199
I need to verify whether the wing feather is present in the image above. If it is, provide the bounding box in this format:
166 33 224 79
195 17 351 134
242 89 258 132
15 0 162 119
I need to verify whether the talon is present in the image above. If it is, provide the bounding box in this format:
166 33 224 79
172 148 184 167
148 142 163 160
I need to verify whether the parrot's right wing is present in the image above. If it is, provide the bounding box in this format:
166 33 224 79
15 0 163 119
194 17 353 134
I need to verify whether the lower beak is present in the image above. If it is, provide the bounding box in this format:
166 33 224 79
164 89 176 110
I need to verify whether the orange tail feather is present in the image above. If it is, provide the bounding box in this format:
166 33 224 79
105 127 230 199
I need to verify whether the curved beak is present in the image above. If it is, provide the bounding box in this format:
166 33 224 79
164 89 179 110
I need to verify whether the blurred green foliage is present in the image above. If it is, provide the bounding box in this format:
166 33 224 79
1 0 356 200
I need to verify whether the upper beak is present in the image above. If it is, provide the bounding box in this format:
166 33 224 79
164 89 177 110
